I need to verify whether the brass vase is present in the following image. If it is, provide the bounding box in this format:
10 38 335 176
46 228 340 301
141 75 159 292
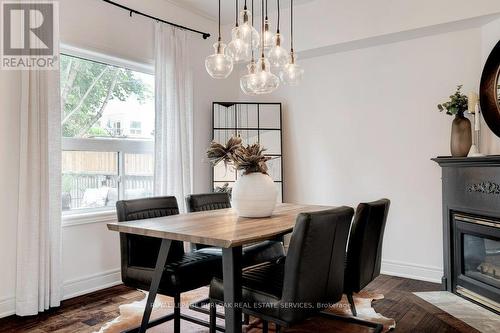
450 113 472 157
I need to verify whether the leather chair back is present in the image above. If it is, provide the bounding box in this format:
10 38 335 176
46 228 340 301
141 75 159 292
281 207 353 314
186 193 231 250
344 199 390 293
116 196 184 269
186 193 231 212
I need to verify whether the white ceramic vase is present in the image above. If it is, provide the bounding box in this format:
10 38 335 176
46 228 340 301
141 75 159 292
231 173 278 218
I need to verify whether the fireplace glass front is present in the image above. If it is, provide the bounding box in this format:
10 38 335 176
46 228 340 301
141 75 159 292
453 213 500 313
463 234 500 289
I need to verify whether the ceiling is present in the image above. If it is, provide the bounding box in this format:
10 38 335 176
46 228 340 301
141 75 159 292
167 0 316 24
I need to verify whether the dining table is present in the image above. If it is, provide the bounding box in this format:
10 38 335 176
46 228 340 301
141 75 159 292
107 202 333 333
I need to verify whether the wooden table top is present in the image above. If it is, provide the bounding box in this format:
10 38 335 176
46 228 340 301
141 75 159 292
107 203 333 247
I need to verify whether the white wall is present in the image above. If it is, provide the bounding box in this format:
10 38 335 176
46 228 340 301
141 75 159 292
278 28 482 282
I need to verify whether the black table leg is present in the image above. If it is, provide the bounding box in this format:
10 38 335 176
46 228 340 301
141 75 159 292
138 239 171 333
222 246 243 333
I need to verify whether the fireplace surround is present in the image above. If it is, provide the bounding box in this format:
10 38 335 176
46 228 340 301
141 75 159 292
433 156 500 314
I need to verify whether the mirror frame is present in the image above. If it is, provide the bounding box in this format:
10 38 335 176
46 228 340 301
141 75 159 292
480 40 500 138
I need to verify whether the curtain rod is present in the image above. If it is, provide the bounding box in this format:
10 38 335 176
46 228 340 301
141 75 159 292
101 0 211 39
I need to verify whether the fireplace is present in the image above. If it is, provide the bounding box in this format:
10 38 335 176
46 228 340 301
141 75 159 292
433 156 500 314
452 213 500 312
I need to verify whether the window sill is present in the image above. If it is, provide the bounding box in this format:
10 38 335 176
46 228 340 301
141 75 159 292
62 209 117 227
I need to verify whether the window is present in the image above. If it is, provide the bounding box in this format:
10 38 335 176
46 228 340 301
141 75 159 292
110 120 122 136
61 53 155 214
129 121 142 135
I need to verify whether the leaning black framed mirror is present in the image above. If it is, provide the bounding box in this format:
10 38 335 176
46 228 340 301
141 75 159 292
480 40 500 138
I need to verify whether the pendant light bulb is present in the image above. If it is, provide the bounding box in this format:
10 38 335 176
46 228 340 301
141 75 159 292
280 51 304 85
253 56 280 94
240 59 259 95
206 40 234 79
250 0 280 94
267 33 290 68
262 18 274 50
206 1 234 79
228 0 251 63
238 5 260 50
227 27 251 63
281 0 304 85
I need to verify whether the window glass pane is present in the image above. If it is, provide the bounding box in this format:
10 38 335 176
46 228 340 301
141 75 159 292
267 157 282 181
214 182 234 196
214 162 237 182
259 130 281 154
214 103 236 129
61 55 154 139
213 129 237 144
238 130 259 146
276 183 283 203
123 153 154 200
237 104 258 128
62 151 118 211
61 54 155 213
259 104 281 129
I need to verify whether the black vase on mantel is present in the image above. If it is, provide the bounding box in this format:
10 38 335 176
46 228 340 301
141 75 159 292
450 113 472 157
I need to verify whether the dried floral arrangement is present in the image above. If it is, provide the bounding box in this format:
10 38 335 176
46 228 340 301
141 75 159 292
207 136 271 175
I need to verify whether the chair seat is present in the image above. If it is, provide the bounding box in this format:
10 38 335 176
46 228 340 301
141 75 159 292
124 251 222 295
196 240 285 267
210 260 285 318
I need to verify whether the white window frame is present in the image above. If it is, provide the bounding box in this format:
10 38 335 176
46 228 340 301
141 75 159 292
60 45 155 226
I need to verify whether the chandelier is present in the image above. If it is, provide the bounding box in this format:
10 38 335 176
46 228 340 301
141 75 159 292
205 0 304 95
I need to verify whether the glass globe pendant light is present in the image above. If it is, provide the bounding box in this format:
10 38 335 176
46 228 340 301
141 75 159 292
267 0 290 68
240 58 258 95
205 0 234 79
240 1 259 95
280 0 304 85
227 0 250 63
238 0 260 51
251 0 280 94
262 0 275 50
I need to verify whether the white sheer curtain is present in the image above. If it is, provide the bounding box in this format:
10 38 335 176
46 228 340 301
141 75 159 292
15 3 62 315
16 55 62 314
154 23 193 212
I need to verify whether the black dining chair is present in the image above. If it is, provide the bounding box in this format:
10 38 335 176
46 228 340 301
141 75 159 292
185 192 286 267
208 206 372 333
116 196 223 333
185 192 286 323
344 199 391 316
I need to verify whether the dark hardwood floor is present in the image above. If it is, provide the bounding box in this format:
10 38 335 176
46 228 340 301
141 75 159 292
0 275 480 333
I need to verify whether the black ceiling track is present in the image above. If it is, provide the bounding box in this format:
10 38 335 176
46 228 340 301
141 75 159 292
101 0 211 39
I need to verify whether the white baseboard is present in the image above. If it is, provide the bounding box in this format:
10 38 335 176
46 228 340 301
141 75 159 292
0 269 123 319
0 296 15 319
381 260 443 283
62 268 123 300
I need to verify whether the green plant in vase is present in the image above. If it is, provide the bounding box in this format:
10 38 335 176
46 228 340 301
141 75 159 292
437 85 472 157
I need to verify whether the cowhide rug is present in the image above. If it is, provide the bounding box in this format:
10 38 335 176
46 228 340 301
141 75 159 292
95 287 395 333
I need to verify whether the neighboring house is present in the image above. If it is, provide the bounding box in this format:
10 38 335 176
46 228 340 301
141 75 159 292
98 96 155 139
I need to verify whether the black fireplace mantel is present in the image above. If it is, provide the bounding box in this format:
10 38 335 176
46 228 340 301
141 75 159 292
432 155 500 167
433 155 500 311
